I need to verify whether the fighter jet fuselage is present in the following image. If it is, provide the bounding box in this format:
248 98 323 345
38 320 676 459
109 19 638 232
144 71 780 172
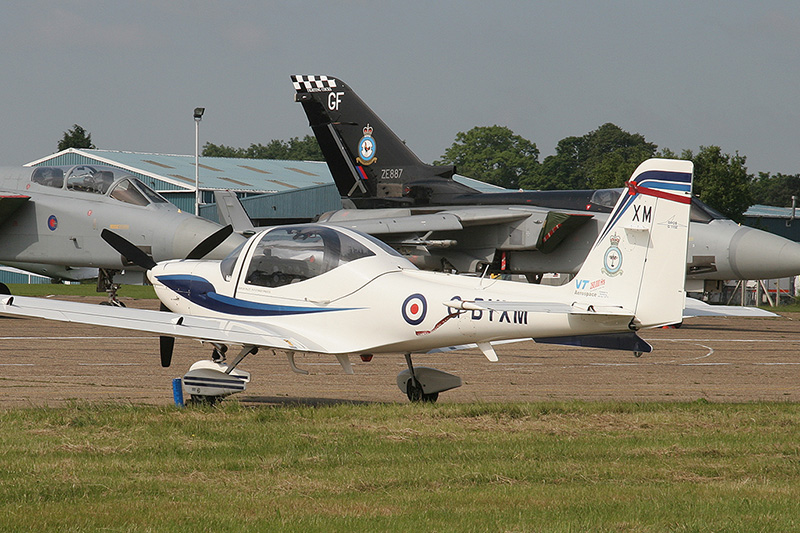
0 165 244 282
294 75 800 284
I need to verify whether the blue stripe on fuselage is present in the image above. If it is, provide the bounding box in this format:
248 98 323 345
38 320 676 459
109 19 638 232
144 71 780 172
156 274 355 317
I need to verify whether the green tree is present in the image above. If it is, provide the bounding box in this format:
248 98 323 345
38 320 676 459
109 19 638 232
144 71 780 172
750 172 800 207
525 123 657 190
57 124 95 151
686 146 752 222
203 135 323 160
201 143 243 157
437 125 539 189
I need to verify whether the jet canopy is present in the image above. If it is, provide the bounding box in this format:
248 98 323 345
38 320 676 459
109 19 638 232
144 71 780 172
587 188 727 223
30 165 169 205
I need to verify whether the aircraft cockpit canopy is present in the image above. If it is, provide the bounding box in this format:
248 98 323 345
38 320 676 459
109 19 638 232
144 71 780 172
690 198 726 223
231 225 380 288
589 188 623 209
109 177 169 206
587 187 728 222
31 165 169 205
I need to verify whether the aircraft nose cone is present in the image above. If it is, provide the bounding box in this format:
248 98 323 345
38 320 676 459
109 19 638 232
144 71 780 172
730 227 800 279
171 217 246 260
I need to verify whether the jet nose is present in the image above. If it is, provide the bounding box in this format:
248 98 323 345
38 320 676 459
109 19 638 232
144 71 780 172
730 226 800 279
171 217 247 260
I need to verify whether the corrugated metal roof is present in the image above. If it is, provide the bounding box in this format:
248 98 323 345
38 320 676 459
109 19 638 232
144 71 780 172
744 204 798 219
27 149 331 194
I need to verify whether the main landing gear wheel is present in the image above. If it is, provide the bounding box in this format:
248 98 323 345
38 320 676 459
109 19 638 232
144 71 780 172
405 379 439 403
397 353 460 403
97 268 126 306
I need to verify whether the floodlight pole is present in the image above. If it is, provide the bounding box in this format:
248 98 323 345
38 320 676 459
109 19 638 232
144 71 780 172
194 107 205 216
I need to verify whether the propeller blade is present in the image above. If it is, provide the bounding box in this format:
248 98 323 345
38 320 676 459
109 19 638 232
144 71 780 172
159 336 175 367
186 225 234 260
101 229 157 270
159 303 174 367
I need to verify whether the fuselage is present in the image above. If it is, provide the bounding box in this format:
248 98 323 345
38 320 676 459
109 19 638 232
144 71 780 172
148 224 631 355
323 196 800 282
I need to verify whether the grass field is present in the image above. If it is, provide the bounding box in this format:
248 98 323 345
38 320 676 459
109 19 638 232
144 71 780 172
2 401 799 531
5 283 156 299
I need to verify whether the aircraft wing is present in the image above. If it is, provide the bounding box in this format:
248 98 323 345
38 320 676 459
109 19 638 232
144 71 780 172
0 195 30 226
0 295 329 353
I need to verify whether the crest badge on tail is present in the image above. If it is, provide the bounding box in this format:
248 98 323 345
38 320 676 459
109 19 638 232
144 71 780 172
356 124 377 165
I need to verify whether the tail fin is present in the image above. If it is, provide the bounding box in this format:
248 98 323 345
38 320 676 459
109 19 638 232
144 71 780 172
213 190 256 235
291 75 473 207
570 159 693 328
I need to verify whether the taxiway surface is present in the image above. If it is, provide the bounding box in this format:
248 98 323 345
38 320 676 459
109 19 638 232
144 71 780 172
1 297 798 407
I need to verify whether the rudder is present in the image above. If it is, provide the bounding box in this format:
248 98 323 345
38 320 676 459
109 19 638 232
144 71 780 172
291 75 466 207
569 159 693 328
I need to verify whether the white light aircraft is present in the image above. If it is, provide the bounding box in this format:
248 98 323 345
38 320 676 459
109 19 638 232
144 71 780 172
0 159 693 403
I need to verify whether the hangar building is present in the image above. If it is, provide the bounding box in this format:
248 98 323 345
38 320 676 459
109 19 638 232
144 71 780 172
743 204 800 243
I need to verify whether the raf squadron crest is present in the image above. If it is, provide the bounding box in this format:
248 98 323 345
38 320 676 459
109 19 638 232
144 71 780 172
356 124 377 165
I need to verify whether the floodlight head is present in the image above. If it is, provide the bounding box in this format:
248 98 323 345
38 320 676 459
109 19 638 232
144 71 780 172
194 107 205 121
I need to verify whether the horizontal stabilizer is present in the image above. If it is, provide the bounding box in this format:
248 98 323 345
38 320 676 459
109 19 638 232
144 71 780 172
447 299 632 318
534 332 653 353
447 299 574 314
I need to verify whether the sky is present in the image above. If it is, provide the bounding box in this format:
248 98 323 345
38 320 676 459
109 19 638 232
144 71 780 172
1 1 799 176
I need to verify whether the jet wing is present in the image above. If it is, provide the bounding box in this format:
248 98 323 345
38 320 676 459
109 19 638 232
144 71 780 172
0 295 329 353
682 297 778 318
0 195 30 225
322 206 537 234
322 206 593 253
322 211 466 234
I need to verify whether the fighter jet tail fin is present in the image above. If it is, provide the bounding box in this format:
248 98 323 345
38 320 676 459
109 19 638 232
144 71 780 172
214 190 256 236
291 75 471 207
570 159 694 329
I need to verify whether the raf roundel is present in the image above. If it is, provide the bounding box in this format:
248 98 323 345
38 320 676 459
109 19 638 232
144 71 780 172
47 215 58 231
402 293 427 325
